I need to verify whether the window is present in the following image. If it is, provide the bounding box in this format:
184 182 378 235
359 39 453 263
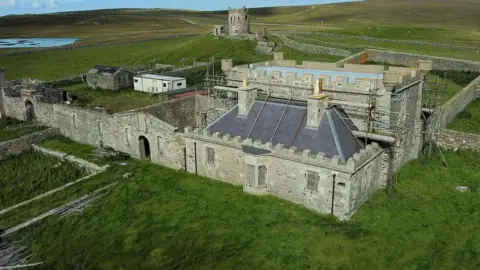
157 136 164 156
245 15 248 20
163 83 167 88
177 82 183 87
134 79 139 83
306 171 319 191
246 164 255 187
258 166 267 188
125 128 130 145
72 114 77 129
207 147 215 165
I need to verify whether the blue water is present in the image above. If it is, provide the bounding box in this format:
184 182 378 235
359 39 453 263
0 38 79 48
254 66 384 83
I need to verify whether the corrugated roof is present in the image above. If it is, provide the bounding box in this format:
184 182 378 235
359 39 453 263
93 65 120 74
136 74 185 81
206 100 363 161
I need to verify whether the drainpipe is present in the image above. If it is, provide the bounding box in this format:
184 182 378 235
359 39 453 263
331 171 337 215
194 142 198 175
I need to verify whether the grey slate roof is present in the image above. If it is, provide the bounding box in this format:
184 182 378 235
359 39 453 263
206 100 363 161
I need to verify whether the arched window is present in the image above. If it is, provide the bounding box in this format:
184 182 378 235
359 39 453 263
245 15 248 21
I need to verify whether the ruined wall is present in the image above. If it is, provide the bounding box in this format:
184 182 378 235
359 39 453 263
438 129 480 151
228 7 250 36
143 96 198 130
367 49 480 72
86 73 116 90
3 95 24 120
390 79 424 171
184 127 385 220
0 128 58 160
432 75 480 129
273 33 352 57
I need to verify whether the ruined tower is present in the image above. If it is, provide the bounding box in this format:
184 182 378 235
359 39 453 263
228 6 250 36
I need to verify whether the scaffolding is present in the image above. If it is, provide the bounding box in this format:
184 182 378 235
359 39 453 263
196 57 238 129
421 70 448 167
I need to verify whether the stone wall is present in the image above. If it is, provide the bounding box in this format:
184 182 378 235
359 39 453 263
295 32 480 53
0 128 58 160
184 127 385 220
273 33 351 57
46 74 84 87
431 75 480 129
438 129 480 151
85 70 132 91
365 49 480 72
32 144 104 173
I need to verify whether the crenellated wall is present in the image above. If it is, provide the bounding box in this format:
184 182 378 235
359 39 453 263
183 126 385 220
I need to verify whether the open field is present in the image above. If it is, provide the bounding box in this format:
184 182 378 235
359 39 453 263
0 35 342 81
0 118 46 142
287 33 480 61
0 151 87 210
9 147 479 269
448 99 480 134
64 84 166 114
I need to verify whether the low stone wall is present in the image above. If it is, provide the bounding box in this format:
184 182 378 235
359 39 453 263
273 33 351 57
46 74 84 87
32 144 103 174
366 49 480 72
292 32 480 53
438 129 480 151
433 75 480 129
0 34 198 57
0 128 58 160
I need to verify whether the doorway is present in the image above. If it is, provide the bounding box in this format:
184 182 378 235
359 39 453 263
139 136 151 160
25 100 35 122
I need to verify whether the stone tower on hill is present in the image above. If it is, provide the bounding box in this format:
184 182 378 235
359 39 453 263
228 6 250 36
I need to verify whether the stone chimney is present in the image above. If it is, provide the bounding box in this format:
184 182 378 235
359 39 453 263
237 77 257 117
307 79 329 129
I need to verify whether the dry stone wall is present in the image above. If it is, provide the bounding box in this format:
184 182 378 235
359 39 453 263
273 34 351 57
366 49 480 72
438 129 480 151
0 128 58 160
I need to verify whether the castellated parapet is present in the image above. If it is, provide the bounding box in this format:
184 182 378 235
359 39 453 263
183 126 382 174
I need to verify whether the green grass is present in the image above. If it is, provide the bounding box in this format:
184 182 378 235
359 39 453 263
64 84 165 113
0 118 46 142
0 163 128 229
40 136 109 165
290 33 480 61
0 35 342 81
0 151 87 210
15 149 480 269
447 99 480 134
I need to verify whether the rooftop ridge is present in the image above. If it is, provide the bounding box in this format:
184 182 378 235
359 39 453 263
184 126 382 172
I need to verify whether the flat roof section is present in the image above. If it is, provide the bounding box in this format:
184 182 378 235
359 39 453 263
136 74 186 81
254 66 384 83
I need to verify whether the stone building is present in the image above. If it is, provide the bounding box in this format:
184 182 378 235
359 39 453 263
85 65 133 91
213 25 227 37
228 6 250 36
0 56 429 220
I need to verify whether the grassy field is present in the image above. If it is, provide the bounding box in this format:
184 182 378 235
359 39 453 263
288 33 480 61
12 149 479 269
447 99 480 134
0 118 46 142
64 84 165 114
0 35 342 81
0 151 87 210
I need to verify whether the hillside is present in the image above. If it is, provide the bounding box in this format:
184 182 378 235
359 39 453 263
0 0 479 45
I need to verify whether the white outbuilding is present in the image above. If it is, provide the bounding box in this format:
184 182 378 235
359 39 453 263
133 74 187 94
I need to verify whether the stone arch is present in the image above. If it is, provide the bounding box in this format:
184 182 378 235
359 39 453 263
139 135 151 160
25 100 35 122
